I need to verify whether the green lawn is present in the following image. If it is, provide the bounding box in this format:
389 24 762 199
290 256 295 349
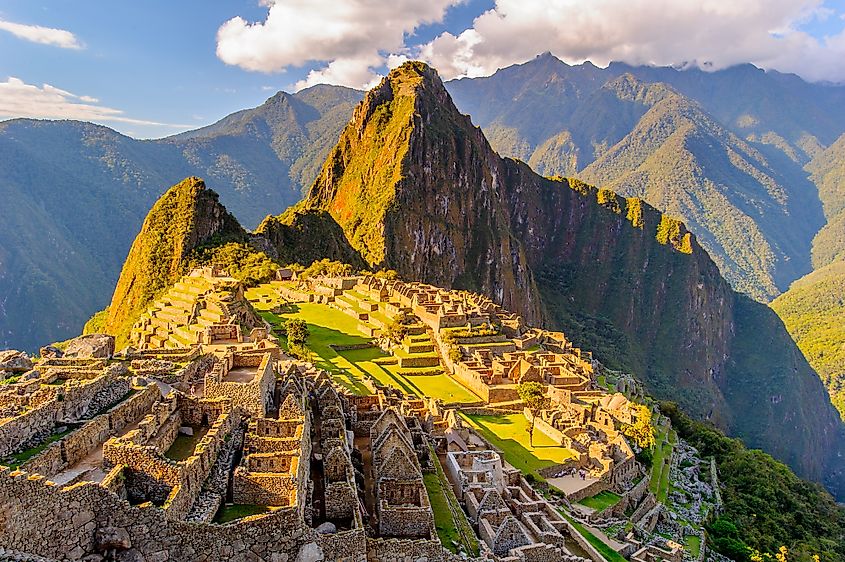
423 447 479 556
340 347 479 403
214 503 270 523
650 424 674 503
462 413 576 479
261 302 479 403
577 490 622 512
685 534 701 558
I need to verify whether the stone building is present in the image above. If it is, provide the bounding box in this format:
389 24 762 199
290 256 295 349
370 408 435 540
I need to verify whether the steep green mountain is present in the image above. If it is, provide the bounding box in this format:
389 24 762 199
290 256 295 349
806 133 845 268
102 177 244 343
0 85 362 351
447 54 839 301
578 76 821 298
771 260 845 419
283 61 845 498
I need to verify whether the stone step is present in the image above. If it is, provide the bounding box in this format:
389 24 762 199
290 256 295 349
199 309 223 323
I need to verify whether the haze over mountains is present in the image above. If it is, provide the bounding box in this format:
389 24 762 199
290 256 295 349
1 53 844 428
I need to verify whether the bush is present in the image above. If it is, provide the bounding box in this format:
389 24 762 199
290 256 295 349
448 347 463 363
284 319 309 347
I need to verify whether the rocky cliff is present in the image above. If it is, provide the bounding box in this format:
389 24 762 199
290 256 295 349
297 62 845 497
103 177 244 343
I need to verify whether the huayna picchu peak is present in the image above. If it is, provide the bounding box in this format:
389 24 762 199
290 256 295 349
2 51 845 562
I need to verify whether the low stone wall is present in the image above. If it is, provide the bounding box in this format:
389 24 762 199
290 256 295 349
0 467 324 561
330 343 377 352
0 399 61 458
398 355 440 368
232 468 296 506
367 537 464 562
62 415 111 468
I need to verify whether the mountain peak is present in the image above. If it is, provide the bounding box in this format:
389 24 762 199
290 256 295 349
103 176 244 343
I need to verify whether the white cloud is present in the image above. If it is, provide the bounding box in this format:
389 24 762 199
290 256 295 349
0 77 188 128
417 0 845 83
216 0 463 89
0 19 82 49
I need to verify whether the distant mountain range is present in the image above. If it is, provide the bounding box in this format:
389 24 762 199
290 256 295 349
98 62 845 504
0 85 361 350
1 54 844 425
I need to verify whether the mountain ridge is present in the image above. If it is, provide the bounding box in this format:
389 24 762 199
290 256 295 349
279 61 845 498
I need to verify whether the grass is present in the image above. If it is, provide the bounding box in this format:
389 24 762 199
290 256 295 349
685 534 701 558
261 302 479 403
0 375 21 385
164 427 208 461
214 503 269 523
577 490 622 512
649 424 674 503
461 413 576 479
7 426 76 468
423 445 480 556
560 510 628 562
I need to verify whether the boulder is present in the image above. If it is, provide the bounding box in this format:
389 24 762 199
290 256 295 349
95 526 132 551
65 334 115 359
295 542 324 562
40 345 64 359
22 369 40 381
0 350 33 372
315 521 336 534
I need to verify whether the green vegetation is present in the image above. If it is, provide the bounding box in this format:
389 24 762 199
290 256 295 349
560 510 628 562
517 381 546 446
423 452 479 556
622 404 656 449
771 260 845 419
661 402 845 562
164 428 207 461
214 503 270 524
82 309 108 335
299 258 353 278
7 426 75 468
648 423 675 504
188 242 278 287
577 490 622 512
462 413 576 480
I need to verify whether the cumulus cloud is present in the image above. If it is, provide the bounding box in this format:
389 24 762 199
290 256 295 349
0 77 188 128
216 0 463 89
418 0 845 83
0 19 82 49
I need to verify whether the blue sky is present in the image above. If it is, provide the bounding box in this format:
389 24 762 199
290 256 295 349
0 0 843 138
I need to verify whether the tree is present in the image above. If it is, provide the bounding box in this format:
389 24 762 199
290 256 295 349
517 381 546 447
622 404 656 449
385 320 408 345
284 318 309 347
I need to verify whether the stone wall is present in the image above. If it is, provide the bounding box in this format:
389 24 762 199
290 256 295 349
0 467 323 561
205 353 274 417
232 468 297 506
0 399 62 458
367 537 464 562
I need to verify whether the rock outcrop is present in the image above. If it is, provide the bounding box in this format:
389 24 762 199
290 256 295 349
63 334 115 359
0 350 32 373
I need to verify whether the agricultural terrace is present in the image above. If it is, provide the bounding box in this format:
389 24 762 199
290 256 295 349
245 285 480 404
